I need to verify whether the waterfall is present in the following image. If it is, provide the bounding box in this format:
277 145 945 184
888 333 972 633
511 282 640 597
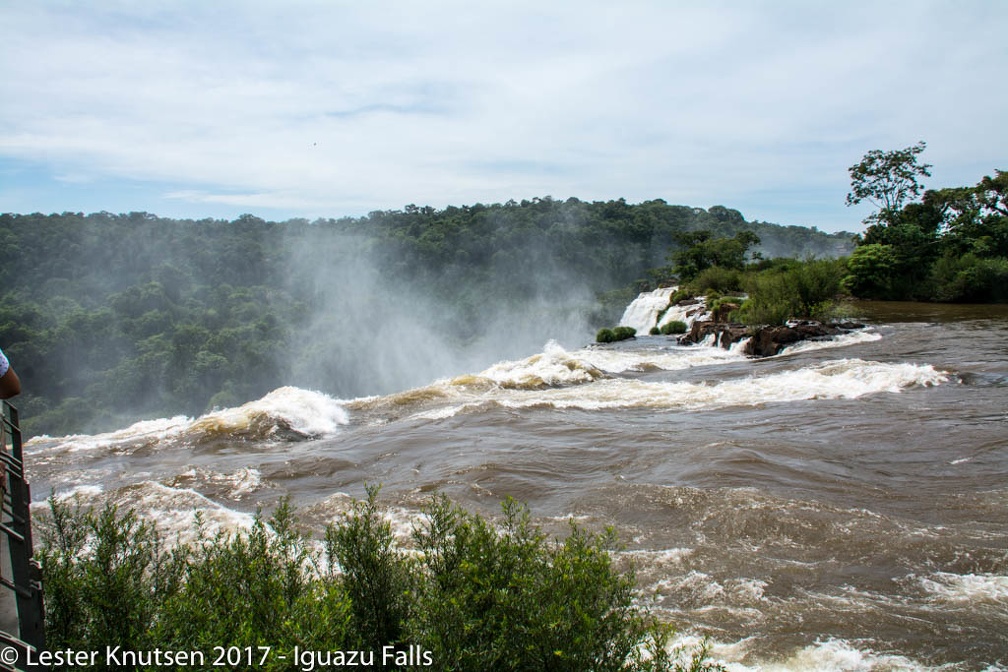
618 287 709 335
617 287 677 334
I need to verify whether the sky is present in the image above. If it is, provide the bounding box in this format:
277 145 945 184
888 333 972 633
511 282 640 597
1 1 1006 233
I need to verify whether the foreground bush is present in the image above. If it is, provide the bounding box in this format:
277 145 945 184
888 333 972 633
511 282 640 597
37 490 724 672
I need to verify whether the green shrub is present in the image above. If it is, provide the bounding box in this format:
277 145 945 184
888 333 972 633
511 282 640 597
737 259 843 325
841 243 897 299
152 500 345 662
36 500 174 652
596 326 637 343
37 493 724 672
614 326 637 340
659 321 688 335
324 484 413 652
686 266 744 295
667 288 693 305
413 496 641 671
930 253 1008 302
791 259 845 317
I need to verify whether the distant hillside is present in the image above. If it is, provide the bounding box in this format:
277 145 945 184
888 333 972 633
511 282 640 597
0 199 853 435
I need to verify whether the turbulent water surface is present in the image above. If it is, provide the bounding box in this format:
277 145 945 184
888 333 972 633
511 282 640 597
26 301 1008 671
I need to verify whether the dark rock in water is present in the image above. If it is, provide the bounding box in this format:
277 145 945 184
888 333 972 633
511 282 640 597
744 325 811 357
744 320 865 357
711 301 741 324
679 320 748 348
679 319 867 357
718 325 749 349
680 320 723 345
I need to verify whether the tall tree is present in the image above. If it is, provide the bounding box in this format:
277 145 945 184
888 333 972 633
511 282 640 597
670 230 760 280
846 141 932 227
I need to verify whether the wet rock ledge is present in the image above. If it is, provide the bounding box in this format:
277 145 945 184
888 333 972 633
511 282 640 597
679 320 866 357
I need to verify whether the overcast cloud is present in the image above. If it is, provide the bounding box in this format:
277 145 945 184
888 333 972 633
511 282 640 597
1 0 1005 232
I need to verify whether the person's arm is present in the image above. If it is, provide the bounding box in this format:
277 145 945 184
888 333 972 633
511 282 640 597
0 349 20 399
0 368 20 399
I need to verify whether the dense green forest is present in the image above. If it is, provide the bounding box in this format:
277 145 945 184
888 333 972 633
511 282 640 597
842 144 1008 302
0 198 851 435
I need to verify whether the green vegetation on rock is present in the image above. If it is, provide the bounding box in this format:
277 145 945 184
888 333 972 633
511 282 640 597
597 326 637 343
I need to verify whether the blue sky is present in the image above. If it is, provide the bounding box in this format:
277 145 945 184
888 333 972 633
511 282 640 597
1 1 1005 233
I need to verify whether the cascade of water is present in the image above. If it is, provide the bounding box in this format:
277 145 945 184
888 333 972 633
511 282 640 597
618 287 710 335
617 287 677 334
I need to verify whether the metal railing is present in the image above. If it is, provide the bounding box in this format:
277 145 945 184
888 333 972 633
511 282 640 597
0 401 44 670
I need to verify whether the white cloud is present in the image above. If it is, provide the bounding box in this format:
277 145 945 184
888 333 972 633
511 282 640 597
1 1 1006 230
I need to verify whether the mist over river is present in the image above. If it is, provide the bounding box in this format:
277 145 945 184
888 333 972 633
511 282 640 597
25 302 1008 671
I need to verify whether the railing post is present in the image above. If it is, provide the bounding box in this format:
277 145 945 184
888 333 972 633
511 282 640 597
0 401 45 670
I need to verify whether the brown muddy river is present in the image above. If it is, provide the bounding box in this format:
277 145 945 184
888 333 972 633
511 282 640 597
26 300 1008 670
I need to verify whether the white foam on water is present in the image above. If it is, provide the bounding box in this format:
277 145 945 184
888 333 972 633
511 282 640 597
360 332 916 423
385 505 429 545
654 569 727 602
26 387 350 460
733 577 769 603
350 342 615 421
475 340 606 388
412 404 472 421
192 385 349 438
29 480 257 548
124 481 256 541
585 341 747 374
129 481 257 539
778 329 883 355
666 634 941 672
25 415 192 455
750 638 932 671
171 466 266 500
488 359 948 413
229 467 264 497
49 483 105 500
917 571 1008 605
621 547 695 565
409 359 947 420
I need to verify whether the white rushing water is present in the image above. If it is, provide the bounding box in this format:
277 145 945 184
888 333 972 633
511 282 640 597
618 286 714 333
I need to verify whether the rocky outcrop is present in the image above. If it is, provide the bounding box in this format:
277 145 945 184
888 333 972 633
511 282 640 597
678 319 866 357
744 320 866 357
679 320 748 348
711 301 741 324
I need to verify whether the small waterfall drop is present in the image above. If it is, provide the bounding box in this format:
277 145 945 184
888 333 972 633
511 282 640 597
618 287 709 335
617 287 677 334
